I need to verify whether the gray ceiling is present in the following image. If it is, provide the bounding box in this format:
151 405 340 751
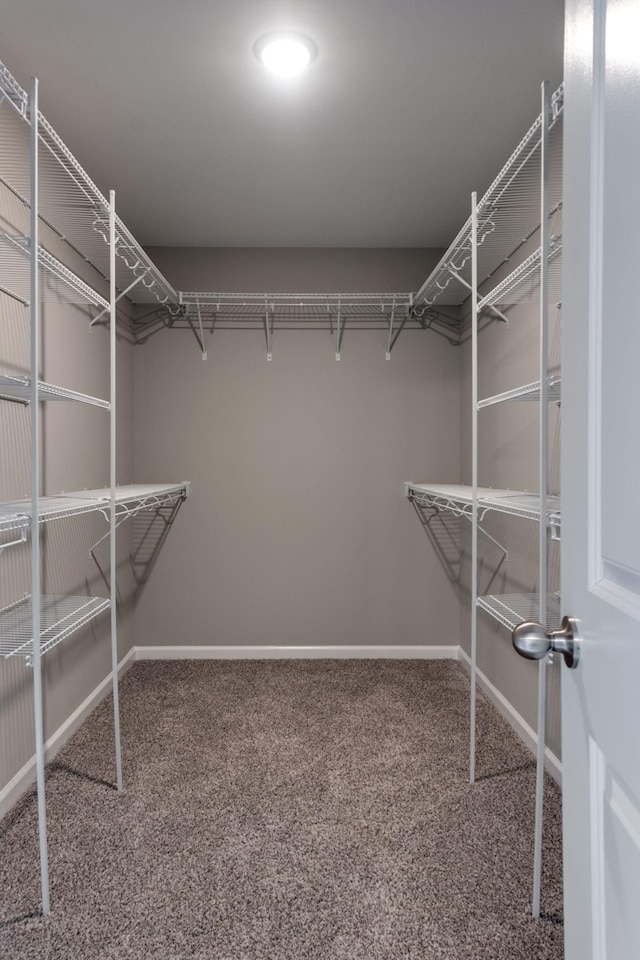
1 0 564 248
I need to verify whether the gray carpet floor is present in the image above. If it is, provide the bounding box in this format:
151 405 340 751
0 660 563 959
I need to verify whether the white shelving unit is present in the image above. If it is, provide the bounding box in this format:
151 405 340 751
406 82 563 920
471 82 563 920
0 63 180 316
411 83 563 326
1 52 458 359
0 66 190 917
139 291 454 359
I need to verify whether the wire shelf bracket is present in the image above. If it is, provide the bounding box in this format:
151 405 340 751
405 482 508 582
129 497 186 585
88 486 188 588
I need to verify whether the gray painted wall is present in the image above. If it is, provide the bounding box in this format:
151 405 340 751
0 183 136 802
132 248 462 652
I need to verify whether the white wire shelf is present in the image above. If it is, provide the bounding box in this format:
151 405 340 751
406 483 491 518
477 240 562 312
478 376 561 408
0 375 110 408
133 291 463 352
0 234 109 309
0 483 189 535
178 291 415 326
477 593 562 633
0 60 179 312
405 482 560 530
412 84 564 315
70 483 191 522
0 496 101 534
477 491 561 531
0 594 110 664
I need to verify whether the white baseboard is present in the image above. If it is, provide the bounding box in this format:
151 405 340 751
134 644 459 660
457 646 562 786
0 647 137 819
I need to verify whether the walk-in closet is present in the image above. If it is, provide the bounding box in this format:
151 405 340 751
2 2 639 959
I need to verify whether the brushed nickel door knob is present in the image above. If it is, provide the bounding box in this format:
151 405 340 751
512 616 580 668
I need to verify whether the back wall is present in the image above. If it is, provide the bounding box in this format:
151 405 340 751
132 248 462 651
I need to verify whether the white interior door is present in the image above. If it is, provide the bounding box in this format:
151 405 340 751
562 0 640 957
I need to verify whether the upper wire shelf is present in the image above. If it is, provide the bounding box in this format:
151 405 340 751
0 482 190 536
165 291 458 333
178 292 414 326
0 233 109 309
412 84 564 318
477 592 562 633
135 291 462 354
0 594 110 664
0 60 179 312
478 376 561 409
0 375 110 408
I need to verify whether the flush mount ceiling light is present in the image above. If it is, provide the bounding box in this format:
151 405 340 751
254 32 318 77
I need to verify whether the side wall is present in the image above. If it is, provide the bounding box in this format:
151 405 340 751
133 248 463 652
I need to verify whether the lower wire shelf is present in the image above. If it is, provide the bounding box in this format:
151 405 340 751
0 594 110 665
477 593 562 633
478 376 562 408
0 375 110 408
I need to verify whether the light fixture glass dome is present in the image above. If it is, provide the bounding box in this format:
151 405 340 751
254 32 317 77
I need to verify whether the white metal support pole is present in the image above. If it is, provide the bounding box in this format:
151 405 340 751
385 299 397 360
29 75 50 918
109 191 123 792
264 302 272 361
470 191 478 785
532 80 551 921
195 295 207 361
